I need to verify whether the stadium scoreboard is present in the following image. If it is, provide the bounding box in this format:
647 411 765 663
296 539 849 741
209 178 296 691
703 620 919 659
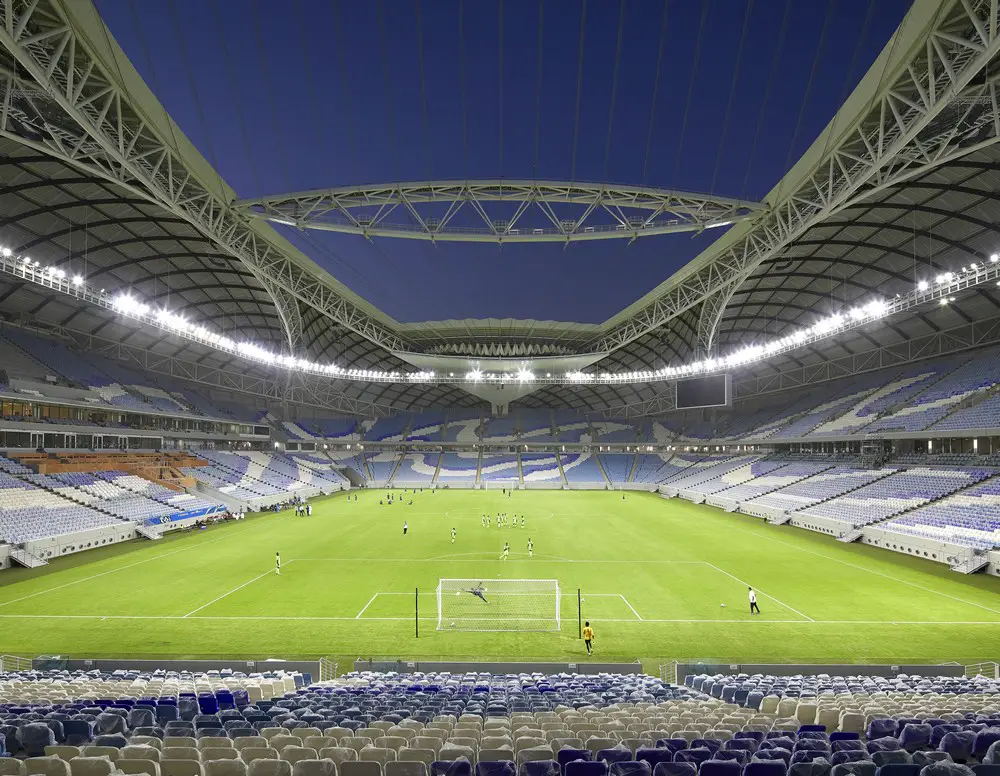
675 373 731 409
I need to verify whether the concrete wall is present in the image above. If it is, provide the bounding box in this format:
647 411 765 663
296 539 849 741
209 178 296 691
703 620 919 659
23 523 138 561
0 544 9 570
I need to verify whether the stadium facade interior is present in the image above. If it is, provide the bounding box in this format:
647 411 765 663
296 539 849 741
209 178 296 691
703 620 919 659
4 1 1000 768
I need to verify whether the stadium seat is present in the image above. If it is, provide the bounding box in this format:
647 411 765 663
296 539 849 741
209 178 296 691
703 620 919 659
68 759 116 776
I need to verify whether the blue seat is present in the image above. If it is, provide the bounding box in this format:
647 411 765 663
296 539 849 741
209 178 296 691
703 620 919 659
517 763 559 776
754 749 791 767
831 763 875 776
652 764 696 776
692 741 723 755
658 741 689 755
973 766 1000 776
873 766 920 776
714 753 749 767
736 734 764 744
791 752 829 766
558 750 592 767
788 764 831 776
867 722 896 741
636 750 673 770
609 763 651 776
744 762 787 776
830 736 860 744
830 752 869 766
761 741 794 754
19 723 54 757
700 762 741 776
831 743 864 754
870 753 909 768
939 731 975 763
128 708 155 729
476 763 516 776
976 731 1000 759
899 725 932 753
599 751 633 765
95 734 129 749
866 740 900 755
675 750 711 767
565 762 609 776
433 762 474 776
930 726 960 748
726 741 757 754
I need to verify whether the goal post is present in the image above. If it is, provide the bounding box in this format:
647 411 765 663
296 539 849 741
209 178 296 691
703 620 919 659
436 578 561 632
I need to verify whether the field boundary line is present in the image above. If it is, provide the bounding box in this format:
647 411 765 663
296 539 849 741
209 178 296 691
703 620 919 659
355 594 379 619
619 594 643 621
705 562 814 622
1 613 999 624
720 521 1000 617
292 557 707 564
183 568 276 618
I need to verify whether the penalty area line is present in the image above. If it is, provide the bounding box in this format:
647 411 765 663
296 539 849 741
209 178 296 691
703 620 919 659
183 567 279 618
619 594 643 621
705 562 814 622
355 593 379 619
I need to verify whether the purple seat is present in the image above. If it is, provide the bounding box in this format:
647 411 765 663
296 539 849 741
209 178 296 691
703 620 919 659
931 727 961 748
939 731 975 763
558 751 592 767
565 762 609 776
830 736 860 744
715 753 749 767
636 750 674 769
870 753 909 768
727 741 758 754
873 766 919 776
433 762 474 776
976 730 1000 759
598 750 633 765
701 762 741 776
831 763 875 776
609 763 651 776
788 764 831 776
899 725 932 753
675 750 712 767
652 764 696 776
693 741 723 754
755 750 791 767
867 722 896 740
743 762 787 776
476 764 516 776
830 753 869 766
762 742 796 754
866 740 901 755
658 741 689 754
792 753 829 766
831 743 864 755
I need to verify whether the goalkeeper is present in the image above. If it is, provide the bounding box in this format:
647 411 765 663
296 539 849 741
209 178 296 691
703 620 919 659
464 582 489 604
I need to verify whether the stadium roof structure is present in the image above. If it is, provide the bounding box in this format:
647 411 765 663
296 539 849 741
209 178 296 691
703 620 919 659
0 0 999 417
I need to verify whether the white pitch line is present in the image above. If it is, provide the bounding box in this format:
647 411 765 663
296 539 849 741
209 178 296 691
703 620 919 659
0 613 999 624
705 562 815 622
183 569 276 618
355 593 379 619
723 521 1000 617
619 594 643 621
292 557 707 564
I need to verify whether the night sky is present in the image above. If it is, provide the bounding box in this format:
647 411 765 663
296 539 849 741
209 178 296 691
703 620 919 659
94 0 911 324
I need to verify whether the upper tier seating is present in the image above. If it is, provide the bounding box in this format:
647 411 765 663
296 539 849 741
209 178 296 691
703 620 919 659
797 467 993 527
365 415 412 442
631 455 699 485
408 411 446 442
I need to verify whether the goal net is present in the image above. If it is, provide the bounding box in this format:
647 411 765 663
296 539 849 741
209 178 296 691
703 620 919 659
436 578 561 632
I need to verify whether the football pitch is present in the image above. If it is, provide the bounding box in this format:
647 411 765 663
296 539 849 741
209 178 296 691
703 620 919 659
1 489 999 669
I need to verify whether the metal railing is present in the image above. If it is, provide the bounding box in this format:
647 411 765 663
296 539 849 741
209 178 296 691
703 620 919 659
658 661 678 684
318 657 338 682
0 654 32 672
964 661 999 678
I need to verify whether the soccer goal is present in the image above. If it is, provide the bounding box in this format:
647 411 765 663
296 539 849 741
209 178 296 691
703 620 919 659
436 578 561 632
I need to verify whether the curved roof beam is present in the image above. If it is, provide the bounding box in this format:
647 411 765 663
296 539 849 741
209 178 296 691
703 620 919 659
234 181 764 243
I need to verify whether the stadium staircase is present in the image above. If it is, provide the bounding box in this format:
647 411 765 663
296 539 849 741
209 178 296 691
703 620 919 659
385 453 405 486
10 546 47 567
594 454 612 486
135 523 163 541
928 381 1000 428
475 447 484 485
950 547 991 574
431 453 443 485
837 528 865 543
516 452 524 487
626 452 639 482
556 452 569 488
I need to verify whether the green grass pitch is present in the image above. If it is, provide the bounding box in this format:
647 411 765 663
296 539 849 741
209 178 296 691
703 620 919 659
1 489 999 669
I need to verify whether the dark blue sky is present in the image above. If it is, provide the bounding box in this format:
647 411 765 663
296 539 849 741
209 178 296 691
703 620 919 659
95 0 911 324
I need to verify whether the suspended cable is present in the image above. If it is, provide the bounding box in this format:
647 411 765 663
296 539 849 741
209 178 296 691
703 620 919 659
672 0 709 183
331 0 361 183
739 0 792 199
642 0 669 185
570 0 588 181
603 0 627 180
458 0 470 178
709 0 753 194
377 0 400 180
532 0 545 179
415 0 432 182
783 0 836 172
